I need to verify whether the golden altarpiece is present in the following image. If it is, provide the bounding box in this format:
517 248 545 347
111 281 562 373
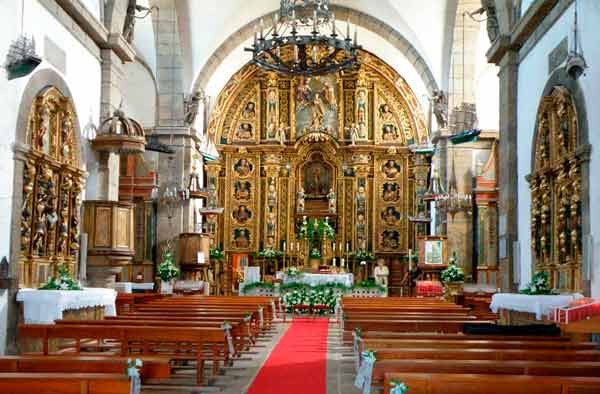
18 87 84 288
529 86 587 292
204 52 433 289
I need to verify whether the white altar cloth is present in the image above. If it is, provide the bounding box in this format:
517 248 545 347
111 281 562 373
17 288 117 324
285 273 354 287
115 282 154 293
490 293 583 320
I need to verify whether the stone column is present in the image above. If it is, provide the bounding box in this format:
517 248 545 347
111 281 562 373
496 49 519 291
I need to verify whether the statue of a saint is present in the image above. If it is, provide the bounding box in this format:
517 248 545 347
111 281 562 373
432 90 448 129
296 187 305 213
345 123 360 145
374 258 389 294
276 122 289 146
267 180 277 210
356 186 366 213
207 183 217 208
327 188 336 214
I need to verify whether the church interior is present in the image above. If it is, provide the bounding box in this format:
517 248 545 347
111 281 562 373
0 0 599 393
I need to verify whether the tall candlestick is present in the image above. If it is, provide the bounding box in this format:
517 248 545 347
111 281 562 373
332 13 336 35
408 248 413 271
354 28 358 45
346 18 350 39
313 10 317 32
259 18 264 39
294 44 299 62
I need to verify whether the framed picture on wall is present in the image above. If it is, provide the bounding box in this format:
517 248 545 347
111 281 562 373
418 236 448 266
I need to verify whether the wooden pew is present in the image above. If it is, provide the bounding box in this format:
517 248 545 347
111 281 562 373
0 372 131 394
18 324 227 385
382 372 600 394
0 355 170 379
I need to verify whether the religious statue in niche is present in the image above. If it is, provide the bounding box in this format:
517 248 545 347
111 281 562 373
267 89 277 123
345 123 360 145
356 89 368 139
234 158 253 177
356 186 367 214
382 124 399 141
61 114 73 161
187 156 202 192
432 90 448 129
242 101 256 119
357 213 366 245
234 123 254 140
378 103 394 123
207 182 217 208
538 112 550 163
37 103 52 154
327 188 336 214
381 206 401 226
266 211 276 236
382 183 400 202
304 158 332 197
232 205 252 224
233 181 252 201
276 123 289 145
381 230 400 250
296 187 305 213
295 75 338 137
267 179 277 210
233 228 251 248
382 160 401 179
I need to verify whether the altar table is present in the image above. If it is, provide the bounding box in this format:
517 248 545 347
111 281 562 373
490 293 583 321
284 273 354 287
16 288 117 324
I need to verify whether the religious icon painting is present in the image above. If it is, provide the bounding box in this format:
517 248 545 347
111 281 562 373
381 206 402 226
381 230 400 250
382 124 399 142
233 181 252 201
241 101 257 120
382 159 401 179
233 228 251 249
378 103 394 123
233 158 254 177
382 182 400 202
234 122 254 141
232 204 252 224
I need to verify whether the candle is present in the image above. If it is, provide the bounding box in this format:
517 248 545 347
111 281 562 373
313 10 317 32
408 249 413 270
354 28 358 45
332 13 336 35
341 258 345 267
332 258 336 267
283 241 286 251
294 44 299 63
346 242 350 252
333 242 336 253
346 18 350 39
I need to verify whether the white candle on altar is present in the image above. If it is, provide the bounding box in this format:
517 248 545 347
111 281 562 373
283 241 286 251
408 248 413 271
332 258 336 267
333 242 336 253
341 258 345 267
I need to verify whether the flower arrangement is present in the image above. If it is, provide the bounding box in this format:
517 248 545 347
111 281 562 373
520 271 557 295
125 358 143 378
285 266 303 278
256 247 284 260
281 283 346 313
354 279 386 293
157 250 180 282
351 250 375 262
39 264 82 290
390 381 409 394
241 281 274 294
209 248 225 261
440 257 465 284
309 248 322 259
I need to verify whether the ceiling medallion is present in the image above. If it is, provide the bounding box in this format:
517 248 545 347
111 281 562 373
245 0 361 76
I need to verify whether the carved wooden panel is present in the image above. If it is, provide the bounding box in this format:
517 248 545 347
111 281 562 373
530 86 585 292
19 87 84 288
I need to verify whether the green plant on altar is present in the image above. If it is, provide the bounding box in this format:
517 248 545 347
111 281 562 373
241 281 275 294
520 271 558 295
285 266 303 278
255 247 284 261
440 253 464 284
309 248 322 259
39 264 82 290
353 279 386 293
157 250 180 282
296 217 336 253
390 381 409 394
209 247 225 261
350 250 375 262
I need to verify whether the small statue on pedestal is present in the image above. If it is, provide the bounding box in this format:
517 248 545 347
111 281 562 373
374 258 389 295
267 180 277 211
327 188 336 214
296 187 305 213
356 186 366 213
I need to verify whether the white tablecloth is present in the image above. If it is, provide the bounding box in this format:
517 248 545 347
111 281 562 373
490 293 583 320
174 280 205 291
244 266 261 284
285 273 354 287
16 288 117 324
114 282 154 293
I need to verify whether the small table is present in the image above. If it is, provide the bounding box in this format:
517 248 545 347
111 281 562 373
490 293 583 324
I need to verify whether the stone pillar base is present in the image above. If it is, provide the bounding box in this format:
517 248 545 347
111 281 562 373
86 264 125 289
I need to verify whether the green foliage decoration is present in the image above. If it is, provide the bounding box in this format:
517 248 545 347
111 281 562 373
157 250 180 282
39 264 82 290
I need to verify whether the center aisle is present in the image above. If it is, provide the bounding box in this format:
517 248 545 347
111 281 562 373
247 317 329 394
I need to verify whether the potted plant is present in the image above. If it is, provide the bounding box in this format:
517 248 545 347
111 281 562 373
520 271 557 295
440 251 465 301
308 248 322 270
209 247 225 261
39 264 82 291
157 250 180 294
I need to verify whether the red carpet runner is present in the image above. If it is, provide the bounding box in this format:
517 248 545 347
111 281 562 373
247 317 328 394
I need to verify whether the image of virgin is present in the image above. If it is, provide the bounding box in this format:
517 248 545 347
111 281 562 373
303 160 332 197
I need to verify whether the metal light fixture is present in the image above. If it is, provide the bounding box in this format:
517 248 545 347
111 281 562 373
245 0 360 76
566 0 587 80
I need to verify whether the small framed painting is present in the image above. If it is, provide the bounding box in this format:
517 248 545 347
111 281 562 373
418 236 448 266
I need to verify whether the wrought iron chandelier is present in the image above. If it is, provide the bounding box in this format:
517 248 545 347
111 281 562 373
245 0 360 76
424 156 472 221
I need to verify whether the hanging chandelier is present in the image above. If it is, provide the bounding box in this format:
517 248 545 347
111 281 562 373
423 157 471 221
245 0 360 76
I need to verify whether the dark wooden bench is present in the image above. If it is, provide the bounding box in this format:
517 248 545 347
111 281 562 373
0 372 131 394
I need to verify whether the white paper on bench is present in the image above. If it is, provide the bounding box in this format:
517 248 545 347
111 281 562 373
16 288 117 324
490 293 583 320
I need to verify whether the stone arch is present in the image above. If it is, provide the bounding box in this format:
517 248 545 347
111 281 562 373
190 5 439 96
528 67 590 293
